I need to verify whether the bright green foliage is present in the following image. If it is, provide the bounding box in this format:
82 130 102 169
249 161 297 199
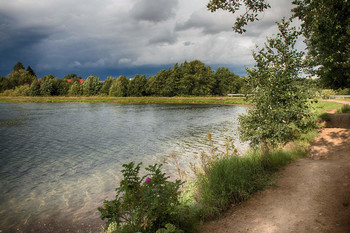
100 76 115 95
109 76 129 97
98 162 184 233
292 0 350 89
238 19 315 149
83 75 102 95
128 75 147 96
13 61 25 71
68 82 83 96
207 0 271 33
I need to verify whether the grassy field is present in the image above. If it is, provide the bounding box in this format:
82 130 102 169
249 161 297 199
0 96 249 105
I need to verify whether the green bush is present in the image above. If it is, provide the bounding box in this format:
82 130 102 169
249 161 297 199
98 162 185 233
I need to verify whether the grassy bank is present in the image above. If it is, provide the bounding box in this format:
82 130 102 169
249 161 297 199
0 96 248 105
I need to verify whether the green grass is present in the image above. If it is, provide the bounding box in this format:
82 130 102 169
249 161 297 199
337 104 350 113
311 100 344 114
0 96 248 105
192 148 306 220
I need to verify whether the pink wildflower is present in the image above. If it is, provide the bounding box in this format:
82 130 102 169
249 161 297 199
145 177 151 183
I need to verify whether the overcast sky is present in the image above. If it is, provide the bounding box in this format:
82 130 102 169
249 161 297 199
0 0 295 79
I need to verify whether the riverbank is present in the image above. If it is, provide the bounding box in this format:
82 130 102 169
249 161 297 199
0 96 248 105
200 107 350 232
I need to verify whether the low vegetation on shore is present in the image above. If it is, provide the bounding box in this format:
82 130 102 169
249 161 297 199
0 96 248 105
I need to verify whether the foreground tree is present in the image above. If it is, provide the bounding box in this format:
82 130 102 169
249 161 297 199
293 0 350 89
207 0 350 89
238 19 314 152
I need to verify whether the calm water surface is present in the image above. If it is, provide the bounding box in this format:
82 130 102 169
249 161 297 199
0 103 247 232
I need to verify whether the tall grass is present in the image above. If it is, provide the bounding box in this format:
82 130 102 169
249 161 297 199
193 148 306 220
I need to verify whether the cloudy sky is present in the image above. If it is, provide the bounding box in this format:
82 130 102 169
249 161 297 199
0 0 295 79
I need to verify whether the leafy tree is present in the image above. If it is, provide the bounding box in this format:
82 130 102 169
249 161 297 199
207 0 350 89
13 61 25 71
68 82 83 96
110 75 130 97
8 70 36 88
26 66 37 77
214 67 241 95
0 77 10 92
100 76 115 95
292 0 350 89
207 0 271 33
83 75 102 95
128 75 147 96
51 78 70 96
40 78 54 96
238 19 314 152
146 70 169 96
164 63 182 96
30 79 41 96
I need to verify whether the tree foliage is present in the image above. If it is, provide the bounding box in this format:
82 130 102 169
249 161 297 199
238 19 314 150
207 0 270 33
13 61 25 71
110 76 130 97
292 0 350 89
83 75 102 96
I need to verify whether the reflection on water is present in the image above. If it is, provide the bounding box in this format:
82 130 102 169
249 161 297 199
0 103 247 232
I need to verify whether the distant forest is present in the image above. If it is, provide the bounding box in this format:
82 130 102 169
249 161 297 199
0 60 248 97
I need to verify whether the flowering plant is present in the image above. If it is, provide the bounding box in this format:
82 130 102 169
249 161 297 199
98 162 184 233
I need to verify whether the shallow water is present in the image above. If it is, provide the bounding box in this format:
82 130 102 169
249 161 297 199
0 103 247 231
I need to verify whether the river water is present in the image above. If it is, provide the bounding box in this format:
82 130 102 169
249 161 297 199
0 103 247 232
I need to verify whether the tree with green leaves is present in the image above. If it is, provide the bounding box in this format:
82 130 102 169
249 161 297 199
100 76 115 95
30 79 41 96
68 82 83 96
109 75 130 97
238 19 314 152
292 0 350 89
83 75 102 96
8 70 36 88
128 75 147 97
13 61 25 71
40 78 54 96
0 77 10 92
207 0 271 34
207 0 350 89
26 66 36 77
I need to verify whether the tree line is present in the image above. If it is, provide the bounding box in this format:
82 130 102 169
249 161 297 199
0 60 246 97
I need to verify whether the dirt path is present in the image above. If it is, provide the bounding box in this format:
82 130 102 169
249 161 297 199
200 115 350 233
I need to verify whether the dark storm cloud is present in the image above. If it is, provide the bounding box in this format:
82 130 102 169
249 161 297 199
0 13 51 74
131 0 178 23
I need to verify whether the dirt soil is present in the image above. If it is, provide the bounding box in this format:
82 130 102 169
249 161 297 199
200 114 350 233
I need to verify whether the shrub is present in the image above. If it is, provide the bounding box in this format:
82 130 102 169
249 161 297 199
98 162 185 233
